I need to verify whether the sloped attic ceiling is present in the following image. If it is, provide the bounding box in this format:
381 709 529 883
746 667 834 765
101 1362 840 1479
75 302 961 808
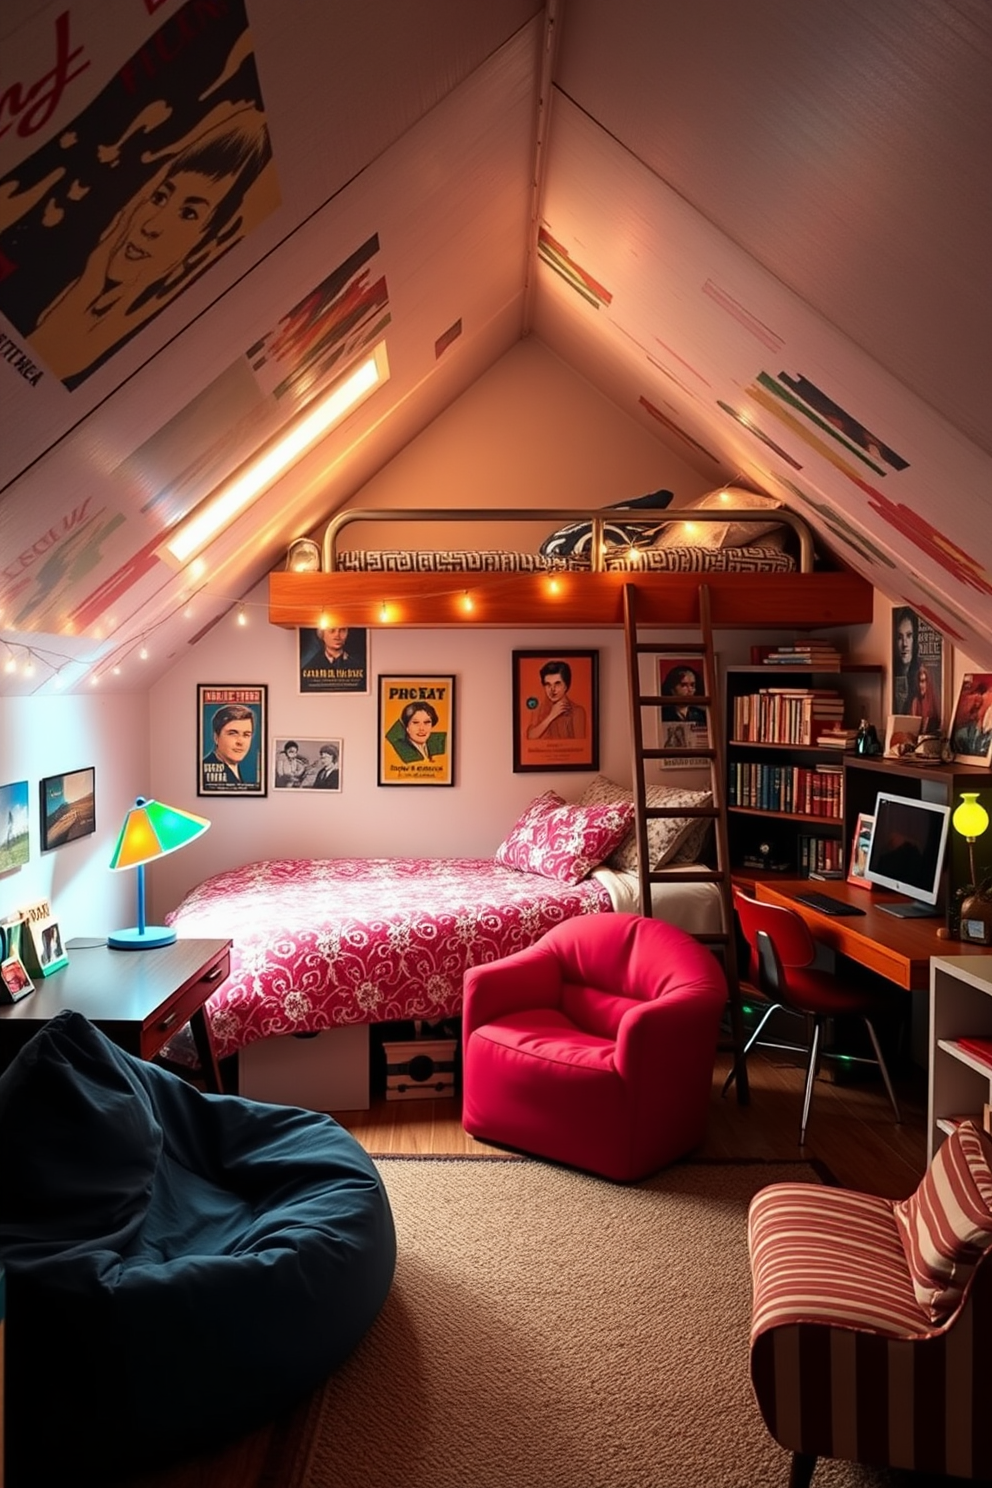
0 0 989 696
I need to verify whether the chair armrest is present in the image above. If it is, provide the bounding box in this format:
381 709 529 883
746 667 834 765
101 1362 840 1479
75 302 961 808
613 977 724 1085
462 943 562 1040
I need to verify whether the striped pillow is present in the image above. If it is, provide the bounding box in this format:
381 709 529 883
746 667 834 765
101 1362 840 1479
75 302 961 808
893 1120 992 1322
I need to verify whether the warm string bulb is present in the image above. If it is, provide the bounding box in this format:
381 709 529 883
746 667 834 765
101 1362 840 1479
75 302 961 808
379 600 389 623
461 590 474 614
237 603 247 626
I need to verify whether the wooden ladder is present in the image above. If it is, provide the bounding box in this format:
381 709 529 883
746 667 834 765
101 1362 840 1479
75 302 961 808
623 582 749 1103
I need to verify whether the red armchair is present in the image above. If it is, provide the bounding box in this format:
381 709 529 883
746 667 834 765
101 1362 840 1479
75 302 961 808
461 913 727 1182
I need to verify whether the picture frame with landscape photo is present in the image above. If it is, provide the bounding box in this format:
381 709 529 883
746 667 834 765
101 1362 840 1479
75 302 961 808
39 766 96 852
847 812 875 889
0 778 30 871
949 672 992 767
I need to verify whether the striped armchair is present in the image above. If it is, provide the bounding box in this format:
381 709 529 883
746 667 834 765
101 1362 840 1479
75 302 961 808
747 1122 992 1485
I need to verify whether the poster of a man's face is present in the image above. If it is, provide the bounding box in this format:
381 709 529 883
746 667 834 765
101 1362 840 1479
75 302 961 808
197 685 267 795
298 627 369 693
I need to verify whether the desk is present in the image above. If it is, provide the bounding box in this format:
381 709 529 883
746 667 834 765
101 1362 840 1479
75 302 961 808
754 879 946 991
0 938 230 1091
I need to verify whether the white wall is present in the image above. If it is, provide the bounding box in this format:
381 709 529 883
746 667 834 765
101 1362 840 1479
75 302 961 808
0 693 149 940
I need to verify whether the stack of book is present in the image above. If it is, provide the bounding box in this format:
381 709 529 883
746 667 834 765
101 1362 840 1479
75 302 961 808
761 642 844 669
733 686 846 745
816 726 859 749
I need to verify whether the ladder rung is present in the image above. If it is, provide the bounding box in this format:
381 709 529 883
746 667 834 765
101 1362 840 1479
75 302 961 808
637 694 714 707
641 748 717 760
634 642 708 656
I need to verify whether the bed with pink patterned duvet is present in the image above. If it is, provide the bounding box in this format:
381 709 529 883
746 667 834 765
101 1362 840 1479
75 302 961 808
163 856 614 1063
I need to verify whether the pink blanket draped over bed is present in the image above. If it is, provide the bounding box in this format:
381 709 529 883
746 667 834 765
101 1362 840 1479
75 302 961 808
164 857 613 1062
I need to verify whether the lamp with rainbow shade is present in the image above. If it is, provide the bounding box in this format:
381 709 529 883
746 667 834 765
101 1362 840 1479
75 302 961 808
108 798 210 949
952 792 992 946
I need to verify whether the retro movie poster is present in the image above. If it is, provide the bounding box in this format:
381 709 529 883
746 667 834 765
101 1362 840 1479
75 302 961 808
198 685 267 796
272 737 343 792
0 0 278 390
891 605 946 733
512 650 599 773
378 676 455 786
298 627 369 694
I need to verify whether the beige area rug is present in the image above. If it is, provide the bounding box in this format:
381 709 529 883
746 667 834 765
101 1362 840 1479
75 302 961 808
281 1156 930 1488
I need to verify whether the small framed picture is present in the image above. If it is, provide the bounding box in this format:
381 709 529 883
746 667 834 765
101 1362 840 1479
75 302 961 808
298 626 369 694
883 714 921 758
272 736 343 791
24 915 68 978
847 812 875 889
512 650 599 773
0 778 30 870
949 673 992 767
0 953 34 1004
658 657 710 768
891 605 950 732
198 685 267 796
378 675 455 786
39 767 96 852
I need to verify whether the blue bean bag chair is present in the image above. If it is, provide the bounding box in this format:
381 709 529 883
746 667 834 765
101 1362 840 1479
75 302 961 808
0 1010 396 1486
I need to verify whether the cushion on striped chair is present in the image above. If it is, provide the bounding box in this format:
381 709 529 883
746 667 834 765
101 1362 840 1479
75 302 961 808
893 1120 992 1322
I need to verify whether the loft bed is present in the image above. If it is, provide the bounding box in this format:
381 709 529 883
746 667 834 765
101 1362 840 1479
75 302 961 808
267 503 874 630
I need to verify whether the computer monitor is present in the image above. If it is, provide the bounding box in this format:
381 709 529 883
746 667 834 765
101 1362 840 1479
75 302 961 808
864 791 951 918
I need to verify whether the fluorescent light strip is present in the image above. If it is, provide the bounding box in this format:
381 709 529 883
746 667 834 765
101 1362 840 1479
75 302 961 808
165 345 387 564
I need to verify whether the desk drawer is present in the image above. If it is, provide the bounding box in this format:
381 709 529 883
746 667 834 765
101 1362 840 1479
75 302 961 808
141 950 229 1057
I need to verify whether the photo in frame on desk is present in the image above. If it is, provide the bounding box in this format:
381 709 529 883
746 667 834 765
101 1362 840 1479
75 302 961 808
0 952 34 1004
847 812 876 890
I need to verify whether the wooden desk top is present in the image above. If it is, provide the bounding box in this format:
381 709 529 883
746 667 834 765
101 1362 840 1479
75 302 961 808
753 879 950 991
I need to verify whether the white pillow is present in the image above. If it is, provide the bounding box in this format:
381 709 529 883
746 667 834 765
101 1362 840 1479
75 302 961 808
577 775 712 871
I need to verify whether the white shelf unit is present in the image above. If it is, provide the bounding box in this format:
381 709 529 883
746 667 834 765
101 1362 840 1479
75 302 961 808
929 955 992 1161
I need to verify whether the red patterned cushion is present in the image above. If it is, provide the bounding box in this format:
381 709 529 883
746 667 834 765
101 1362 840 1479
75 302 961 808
494 791 634 885
893 1120 992 1322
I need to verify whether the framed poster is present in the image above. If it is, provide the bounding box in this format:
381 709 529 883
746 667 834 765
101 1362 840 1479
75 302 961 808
512 650 599 773
847 812 875 889
658 657 710 767
39 767 96 851
197 685 267 795
272 736 342 791
378 676 455 786
949 673 992 767
298 626 369 694
0 779 30 870
890 605 948 733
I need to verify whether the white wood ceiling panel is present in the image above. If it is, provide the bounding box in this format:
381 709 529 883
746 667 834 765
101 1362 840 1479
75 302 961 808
556 0 992 455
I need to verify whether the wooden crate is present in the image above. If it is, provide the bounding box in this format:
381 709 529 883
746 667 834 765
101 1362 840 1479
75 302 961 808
383 1036 457 1100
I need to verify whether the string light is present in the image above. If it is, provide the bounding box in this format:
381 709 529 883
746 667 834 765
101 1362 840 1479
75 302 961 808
237 603 247 626
461 590 474 614
379 600 389 623
139 645 149 660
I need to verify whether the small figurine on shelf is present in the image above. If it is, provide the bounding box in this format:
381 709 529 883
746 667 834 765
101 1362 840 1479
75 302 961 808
855 718 883 756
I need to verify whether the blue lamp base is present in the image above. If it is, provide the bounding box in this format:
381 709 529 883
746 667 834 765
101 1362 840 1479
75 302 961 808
107 925 177 950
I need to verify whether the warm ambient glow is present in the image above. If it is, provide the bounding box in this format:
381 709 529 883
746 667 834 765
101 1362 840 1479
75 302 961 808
163 344 389 564
108 797 210 949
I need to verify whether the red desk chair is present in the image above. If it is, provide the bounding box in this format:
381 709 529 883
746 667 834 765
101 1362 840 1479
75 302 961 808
727 888 901 1145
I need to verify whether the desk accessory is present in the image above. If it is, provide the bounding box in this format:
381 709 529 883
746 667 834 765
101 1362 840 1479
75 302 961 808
953 792 992 946
108 798 210 950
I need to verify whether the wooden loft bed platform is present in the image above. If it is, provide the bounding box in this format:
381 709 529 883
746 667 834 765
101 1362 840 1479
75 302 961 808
268 505 874 630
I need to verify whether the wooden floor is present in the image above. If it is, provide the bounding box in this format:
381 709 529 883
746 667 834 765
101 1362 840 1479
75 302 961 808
115 1047 930 1488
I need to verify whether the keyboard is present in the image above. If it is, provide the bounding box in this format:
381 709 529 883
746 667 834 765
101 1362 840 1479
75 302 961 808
794 891 866 917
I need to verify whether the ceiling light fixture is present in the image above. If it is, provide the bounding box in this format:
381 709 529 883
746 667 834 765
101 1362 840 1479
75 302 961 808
162 342 389 566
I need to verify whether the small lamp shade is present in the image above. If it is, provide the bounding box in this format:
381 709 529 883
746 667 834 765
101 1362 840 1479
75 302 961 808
952 793 990 844
108 798 210 949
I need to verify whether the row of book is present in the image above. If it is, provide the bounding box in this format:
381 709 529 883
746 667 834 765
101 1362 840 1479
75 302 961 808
728 760 844 817
731 687 846 745
798 834 845 876
760 642 845 669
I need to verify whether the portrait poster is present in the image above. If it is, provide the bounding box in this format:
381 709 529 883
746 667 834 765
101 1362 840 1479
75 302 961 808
949 673 992 767
272 737 343 792
657 657 710 768
890 605 946 733
0 0 278 391
512 650 599 773
378 676 455 787
198 685 267 796
298 627 369 694
0 780 30 871
39 767 96 851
